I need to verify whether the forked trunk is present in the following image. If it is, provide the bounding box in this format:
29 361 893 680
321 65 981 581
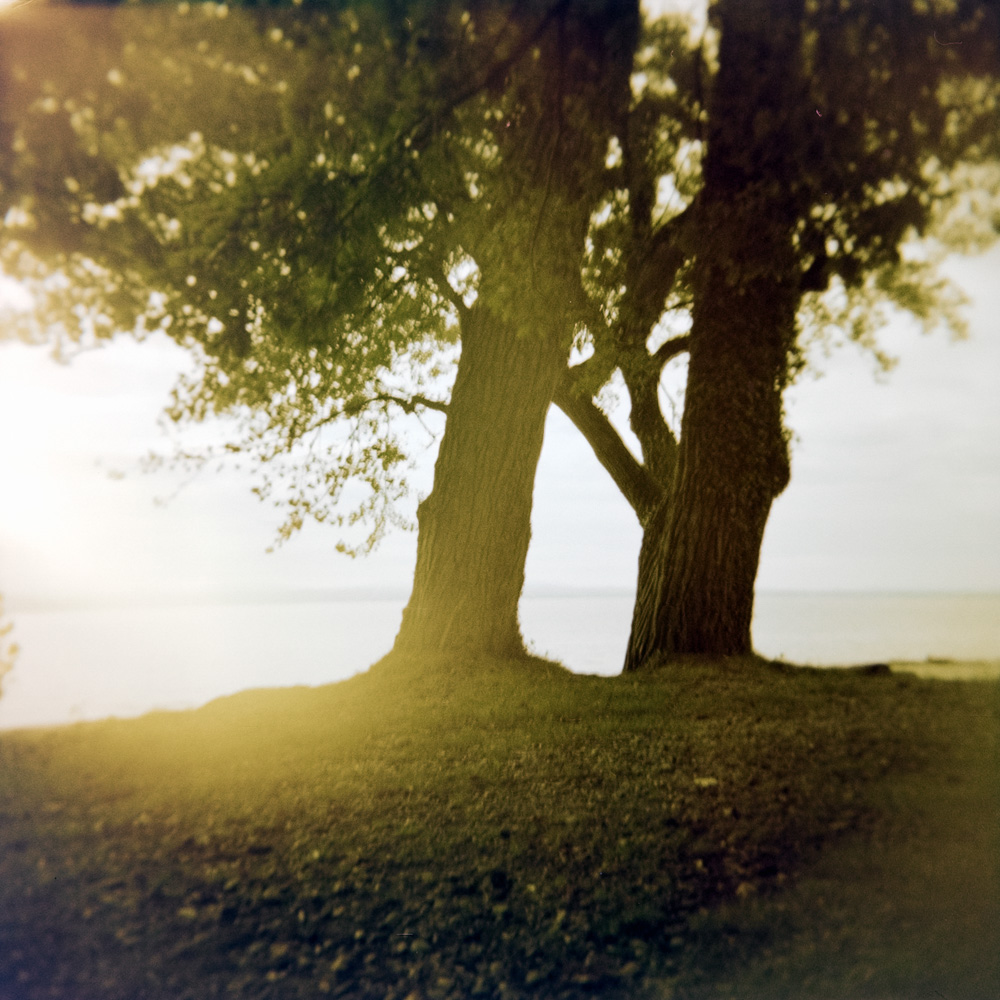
624 0 804 668
393 306 565 657
624 263 795 665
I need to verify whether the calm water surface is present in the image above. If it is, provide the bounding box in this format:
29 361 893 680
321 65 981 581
1 592 997 730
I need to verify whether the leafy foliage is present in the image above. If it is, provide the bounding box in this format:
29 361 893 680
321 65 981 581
0 1 634 551
1 3 522 549
563 0 1000 530
1 1 998 555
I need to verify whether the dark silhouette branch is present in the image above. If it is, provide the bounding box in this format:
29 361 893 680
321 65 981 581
373 391 449 415
640 201 695 289
297 391 449 437
618 203 695 348
400 247 472 322
553 372 662 526
652 333 690 368
620 359 679 486
436 258 474 324
438 279 472 323
561 344 616 396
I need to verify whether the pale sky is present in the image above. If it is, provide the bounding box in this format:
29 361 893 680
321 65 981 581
1 245 999 611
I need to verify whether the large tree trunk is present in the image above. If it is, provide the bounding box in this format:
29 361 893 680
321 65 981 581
393 0 640 661
393 305 565 657
624 0 804 668
624 250 796 665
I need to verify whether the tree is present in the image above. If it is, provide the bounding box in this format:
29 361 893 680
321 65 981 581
552 0 1000 666
0 0 637 659
392 1 640 655
626 0 999 664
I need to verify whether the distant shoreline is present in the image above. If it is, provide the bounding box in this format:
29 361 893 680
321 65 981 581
2 657 998 735
8 588 1000 614
890 659 1000 681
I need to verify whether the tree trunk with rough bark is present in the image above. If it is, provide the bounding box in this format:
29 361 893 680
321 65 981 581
624 250 796 665
393 0 640 661
624 0 804 667
393 306 566 657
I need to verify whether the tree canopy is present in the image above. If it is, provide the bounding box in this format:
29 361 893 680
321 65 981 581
2 1 633 553
3 2 470 551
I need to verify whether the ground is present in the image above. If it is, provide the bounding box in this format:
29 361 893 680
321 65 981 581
0 654 996 999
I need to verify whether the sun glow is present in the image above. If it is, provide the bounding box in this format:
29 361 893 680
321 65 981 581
0 0 39 15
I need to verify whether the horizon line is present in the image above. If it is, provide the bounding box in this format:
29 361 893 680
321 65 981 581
6 586 1000 613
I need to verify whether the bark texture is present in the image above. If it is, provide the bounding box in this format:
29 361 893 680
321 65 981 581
393 307 566 656
394 0 640 659
624 0 804 667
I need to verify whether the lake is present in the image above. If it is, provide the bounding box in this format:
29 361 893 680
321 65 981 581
1 591 998 730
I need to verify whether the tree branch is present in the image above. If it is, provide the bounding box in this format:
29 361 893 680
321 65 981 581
301 390 449 439
618 201 695 348
643 200 696 284
619 357 679 487
553 373 662 526
436 266 472 323
373 392 449 415
563 344 616 397
652 334 690 368
399 244 471 322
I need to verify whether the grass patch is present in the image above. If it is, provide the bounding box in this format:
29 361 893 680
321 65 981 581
0 654 996 999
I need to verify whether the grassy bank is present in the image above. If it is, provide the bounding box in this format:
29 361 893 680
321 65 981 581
0 654 996 1000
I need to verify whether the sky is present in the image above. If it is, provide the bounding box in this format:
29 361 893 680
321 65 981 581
1 243 999 612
